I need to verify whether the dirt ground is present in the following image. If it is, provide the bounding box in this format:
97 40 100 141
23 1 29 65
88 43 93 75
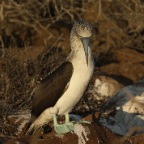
1 0 144 143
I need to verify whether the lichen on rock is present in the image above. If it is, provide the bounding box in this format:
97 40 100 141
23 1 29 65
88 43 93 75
73 123 90 144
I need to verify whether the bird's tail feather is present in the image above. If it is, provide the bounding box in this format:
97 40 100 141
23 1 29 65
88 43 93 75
27 107 54 134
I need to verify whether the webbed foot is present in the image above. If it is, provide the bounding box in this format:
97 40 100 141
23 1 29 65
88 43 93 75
54 113 74 135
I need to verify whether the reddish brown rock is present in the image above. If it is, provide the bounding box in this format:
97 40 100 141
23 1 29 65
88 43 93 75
4 122 144 144
99 48 144 83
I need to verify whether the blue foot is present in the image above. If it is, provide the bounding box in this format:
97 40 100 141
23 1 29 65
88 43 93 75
53 114 74 135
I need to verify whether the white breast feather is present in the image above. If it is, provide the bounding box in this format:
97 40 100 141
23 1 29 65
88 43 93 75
56 46 94 115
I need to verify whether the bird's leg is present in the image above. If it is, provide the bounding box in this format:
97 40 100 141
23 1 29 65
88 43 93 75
65 113 70 123
53 113 74 135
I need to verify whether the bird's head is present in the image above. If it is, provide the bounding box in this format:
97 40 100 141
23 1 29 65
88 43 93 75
71 19 93 64
74 19 93 38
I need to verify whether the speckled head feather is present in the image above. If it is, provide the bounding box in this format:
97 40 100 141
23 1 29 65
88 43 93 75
69 19 93 64
73 19 93 37
70 19 93 51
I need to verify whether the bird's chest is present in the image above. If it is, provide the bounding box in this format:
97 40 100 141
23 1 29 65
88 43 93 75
56 51 94 114
71 64 93 92
56 64 93 115
73 54 94 77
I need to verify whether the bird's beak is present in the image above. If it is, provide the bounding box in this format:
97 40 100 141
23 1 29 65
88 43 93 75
81 38 90 65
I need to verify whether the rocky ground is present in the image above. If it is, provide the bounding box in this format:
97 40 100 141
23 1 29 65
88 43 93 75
1 0 144 143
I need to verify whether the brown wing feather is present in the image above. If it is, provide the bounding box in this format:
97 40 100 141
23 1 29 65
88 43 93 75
32 61 73 117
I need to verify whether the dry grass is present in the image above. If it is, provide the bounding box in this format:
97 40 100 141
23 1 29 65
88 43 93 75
88 0 144 57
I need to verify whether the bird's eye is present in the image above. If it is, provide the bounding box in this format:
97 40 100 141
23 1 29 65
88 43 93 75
81 25 85 30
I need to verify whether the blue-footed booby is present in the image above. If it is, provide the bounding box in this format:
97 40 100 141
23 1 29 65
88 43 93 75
28 19 95 134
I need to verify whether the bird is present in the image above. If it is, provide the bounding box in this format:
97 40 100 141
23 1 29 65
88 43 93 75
28 19 95 134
